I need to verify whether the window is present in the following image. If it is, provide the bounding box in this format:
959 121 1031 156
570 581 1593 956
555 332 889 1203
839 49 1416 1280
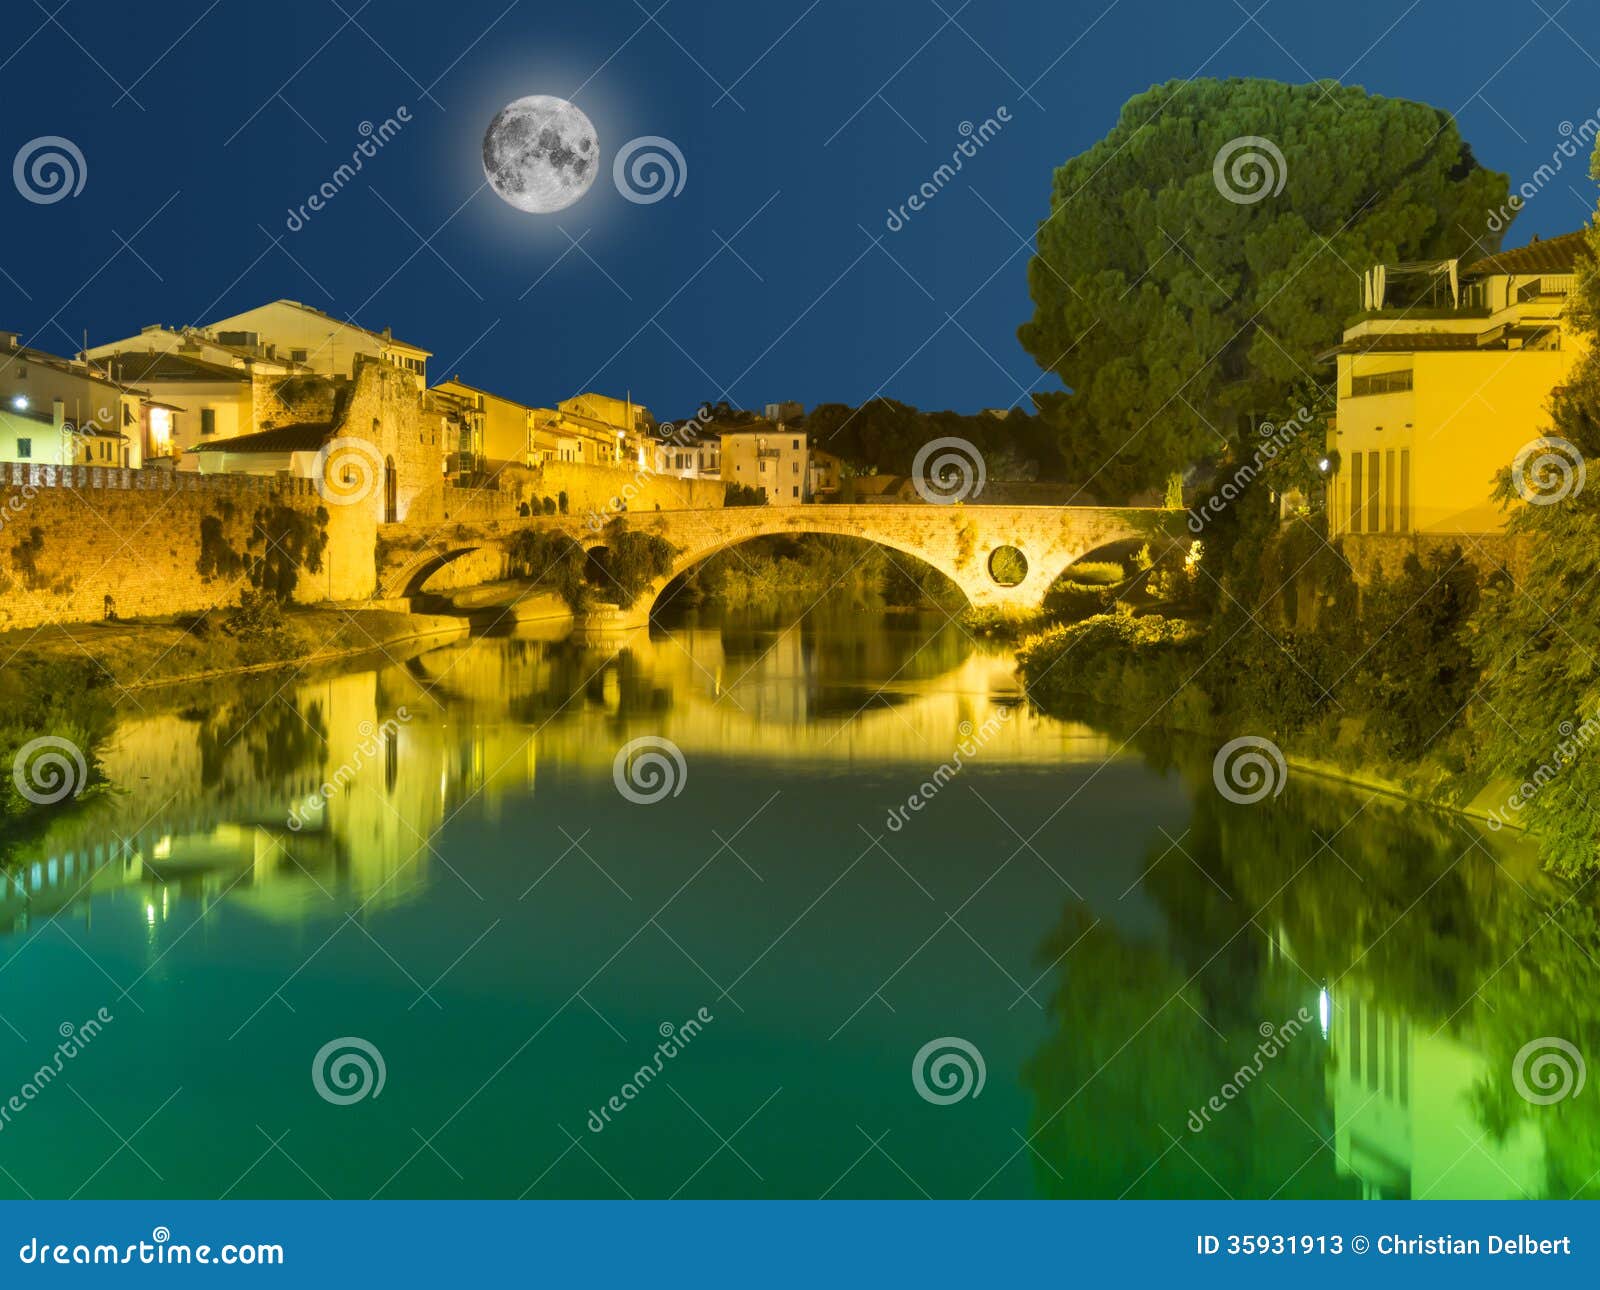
292 349 308 363
1399 449 1411 533
791 461 799 474
792 439 799 450
201 408 215 436
15 438 30 458
1350 370 1413 397
1349 452 1363 532
1384 449 1396 532
791 485 799 498
1366 451 1381 534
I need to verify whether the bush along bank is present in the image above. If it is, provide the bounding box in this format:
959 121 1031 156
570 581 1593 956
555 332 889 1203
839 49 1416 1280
1018 516 1492 835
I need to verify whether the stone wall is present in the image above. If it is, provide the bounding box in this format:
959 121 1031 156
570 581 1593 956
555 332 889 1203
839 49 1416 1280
528 460 726 519
1339 532 1531 587
254 372 346 431
0 464 375 630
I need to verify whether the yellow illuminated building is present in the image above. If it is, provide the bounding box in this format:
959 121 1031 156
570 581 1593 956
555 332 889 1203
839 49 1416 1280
1326 231 1588 536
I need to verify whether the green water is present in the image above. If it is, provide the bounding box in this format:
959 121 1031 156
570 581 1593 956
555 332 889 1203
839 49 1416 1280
1 603 1595 1199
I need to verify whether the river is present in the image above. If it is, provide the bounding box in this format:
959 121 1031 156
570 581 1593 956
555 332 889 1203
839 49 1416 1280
0 600 1593 1199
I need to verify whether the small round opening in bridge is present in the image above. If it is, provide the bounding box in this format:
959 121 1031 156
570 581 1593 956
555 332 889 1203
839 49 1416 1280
987 546 1028 587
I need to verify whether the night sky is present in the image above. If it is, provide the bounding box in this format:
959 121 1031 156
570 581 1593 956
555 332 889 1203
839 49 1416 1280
5 0 1600 420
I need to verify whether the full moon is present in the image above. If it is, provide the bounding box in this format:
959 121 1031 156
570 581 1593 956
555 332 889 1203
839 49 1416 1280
482 95 598 214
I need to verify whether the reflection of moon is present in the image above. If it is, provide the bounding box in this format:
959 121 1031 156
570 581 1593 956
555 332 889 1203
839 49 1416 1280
482 95 598 213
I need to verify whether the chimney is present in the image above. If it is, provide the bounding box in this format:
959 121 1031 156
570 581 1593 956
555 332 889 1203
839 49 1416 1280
52 399 65 428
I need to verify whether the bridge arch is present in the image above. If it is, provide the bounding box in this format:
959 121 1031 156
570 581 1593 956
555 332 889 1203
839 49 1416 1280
582 505 1160 617
377 505 1163 614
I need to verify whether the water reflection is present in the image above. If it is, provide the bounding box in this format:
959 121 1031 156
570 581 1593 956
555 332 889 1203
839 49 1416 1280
1023 749 1596 1199
1 603 1596 1198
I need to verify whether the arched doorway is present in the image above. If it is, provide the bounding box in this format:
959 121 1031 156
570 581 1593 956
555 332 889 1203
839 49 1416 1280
383 456 397 524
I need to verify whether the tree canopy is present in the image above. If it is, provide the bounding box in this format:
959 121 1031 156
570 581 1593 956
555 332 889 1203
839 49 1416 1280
803 398 1061 481
1471 154 1600 876
1019 77 1511 496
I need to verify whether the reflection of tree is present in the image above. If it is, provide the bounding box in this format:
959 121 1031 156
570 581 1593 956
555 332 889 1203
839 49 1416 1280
1464 892 1600 1198
193 682 329 790
1023 732 1600 1197
1022 905 1340 1197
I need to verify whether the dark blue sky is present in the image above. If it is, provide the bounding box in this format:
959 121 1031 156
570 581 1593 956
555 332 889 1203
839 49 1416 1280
5 0 1600 419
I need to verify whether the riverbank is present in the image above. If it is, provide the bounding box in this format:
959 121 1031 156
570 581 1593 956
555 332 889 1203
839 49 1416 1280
1014 609 1513 833
0 606 469 691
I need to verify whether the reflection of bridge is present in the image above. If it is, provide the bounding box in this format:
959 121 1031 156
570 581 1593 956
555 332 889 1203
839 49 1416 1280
380 505 1160 610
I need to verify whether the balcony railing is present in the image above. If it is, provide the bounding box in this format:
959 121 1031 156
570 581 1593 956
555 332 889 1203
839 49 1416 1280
1350 371 1413 398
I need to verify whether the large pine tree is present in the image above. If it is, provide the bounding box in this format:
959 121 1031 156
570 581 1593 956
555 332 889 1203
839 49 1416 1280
1019 78 1510 496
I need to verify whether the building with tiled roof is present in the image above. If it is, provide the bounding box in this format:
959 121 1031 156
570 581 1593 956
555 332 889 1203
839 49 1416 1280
1326 229 1590 537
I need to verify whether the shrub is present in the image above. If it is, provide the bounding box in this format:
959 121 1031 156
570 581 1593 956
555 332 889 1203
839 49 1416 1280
507 528 589 610
221 589 295 664
592 518 676 608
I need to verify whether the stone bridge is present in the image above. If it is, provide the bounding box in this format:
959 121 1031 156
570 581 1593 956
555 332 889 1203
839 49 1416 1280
379 504 1166 612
